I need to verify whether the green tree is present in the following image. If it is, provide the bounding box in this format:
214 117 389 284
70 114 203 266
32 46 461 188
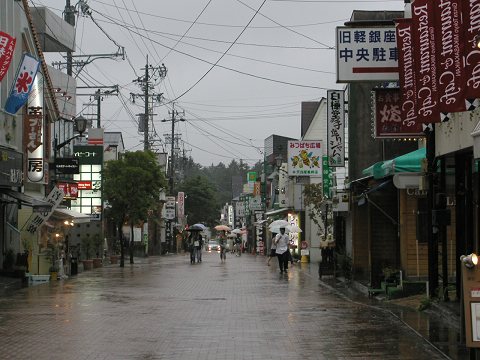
179 175 219 227
303 183 325 235
103 151 167 266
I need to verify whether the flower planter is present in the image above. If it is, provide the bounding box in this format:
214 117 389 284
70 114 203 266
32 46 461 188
82 259 93 271
92 258 103 268
110 255 119 264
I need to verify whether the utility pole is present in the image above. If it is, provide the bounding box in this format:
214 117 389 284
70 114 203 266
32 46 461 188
162 103 185 195
131 56 167 151
76 86 119 128
64 0 75 76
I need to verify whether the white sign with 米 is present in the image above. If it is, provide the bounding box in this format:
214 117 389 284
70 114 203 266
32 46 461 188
164 196 176 220
336 26 399 82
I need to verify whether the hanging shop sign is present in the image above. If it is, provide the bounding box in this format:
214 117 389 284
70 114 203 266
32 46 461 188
327 90 345 167
165 196 176 220
22 186 64 235
0 31 16 83
0 147 22 187
336 26 399 82
287 140 322 177
228 205 234 227
57 182 79 200
177 192 185 219
4 53 40 115
55 158 79 174
463 0 480 100
372 88 424 138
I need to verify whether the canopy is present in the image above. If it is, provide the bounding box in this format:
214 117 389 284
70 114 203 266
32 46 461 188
52 208 91 224
362 148 426 180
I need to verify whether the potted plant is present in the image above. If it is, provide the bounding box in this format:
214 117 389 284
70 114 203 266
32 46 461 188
81 237 94 270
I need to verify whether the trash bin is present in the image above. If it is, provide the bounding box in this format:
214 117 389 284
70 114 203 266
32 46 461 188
70 257 78 276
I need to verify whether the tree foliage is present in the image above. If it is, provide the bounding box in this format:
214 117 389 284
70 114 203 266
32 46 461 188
179 175 219 227
303 183 325 236
103 151 167 265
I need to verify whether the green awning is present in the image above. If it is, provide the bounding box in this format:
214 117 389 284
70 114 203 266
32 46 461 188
362 148 426 180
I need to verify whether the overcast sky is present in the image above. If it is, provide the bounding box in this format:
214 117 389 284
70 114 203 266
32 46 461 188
32 0 402 166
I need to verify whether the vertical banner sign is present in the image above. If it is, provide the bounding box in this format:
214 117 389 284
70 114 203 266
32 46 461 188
22 187 64 234
177 192 185 219
327 90 345 167
434 0 464 113
396 18 419 128
0 31 16 82
462 0 480 100
411 0 440 123
164 196 176 220
228 205 234 227
4 54 40 114
322 156 331 199
373 88 424 138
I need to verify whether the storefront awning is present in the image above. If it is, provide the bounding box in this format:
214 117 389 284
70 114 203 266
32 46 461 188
0 188 52 212
362 148 426 180
265 208 291 217
52 207 90 224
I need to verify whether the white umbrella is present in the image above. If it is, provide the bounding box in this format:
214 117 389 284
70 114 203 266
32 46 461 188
231 228 243 234
288 225 302 233
191 223 207 231
269 219 289 229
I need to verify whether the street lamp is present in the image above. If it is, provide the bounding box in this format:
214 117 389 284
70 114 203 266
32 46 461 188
55 116 88 153
460 253 478 268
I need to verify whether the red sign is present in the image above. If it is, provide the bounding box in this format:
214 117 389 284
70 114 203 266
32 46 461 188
374 88 424 138
396 18 419 129
0 31 16 82
434 0 465 113
462 0 480 99
25 114 43 152
57 182 79 200
412 0 440 123
77 181 92 190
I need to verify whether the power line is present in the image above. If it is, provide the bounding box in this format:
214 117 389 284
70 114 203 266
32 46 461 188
91 0 348 29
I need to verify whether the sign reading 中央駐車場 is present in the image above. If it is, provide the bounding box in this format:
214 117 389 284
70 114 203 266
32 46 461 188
287 141 322 177
327 90 345 167
336 26 399 83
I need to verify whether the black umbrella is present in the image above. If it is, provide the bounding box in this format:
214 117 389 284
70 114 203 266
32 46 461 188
188 224 204 231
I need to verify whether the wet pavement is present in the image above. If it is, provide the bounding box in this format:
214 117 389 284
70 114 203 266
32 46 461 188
0 252 469 359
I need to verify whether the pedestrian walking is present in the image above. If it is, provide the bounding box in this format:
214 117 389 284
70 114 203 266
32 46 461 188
188 233 195 264
197 234 204 262
219 231 227 262
267 232 277 266
275 227 290 273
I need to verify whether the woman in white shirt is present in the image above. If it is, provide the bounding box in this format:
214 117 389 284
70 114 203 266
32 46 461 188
274 227 290 273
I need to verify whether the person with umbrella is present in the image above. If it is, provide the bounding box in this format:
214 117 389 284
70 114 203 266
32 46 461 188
275 227 290 273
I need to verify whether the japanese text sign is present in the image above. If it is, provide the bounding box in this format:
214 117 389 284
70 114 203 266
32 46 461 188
0 31 16 83
22 186 64 234
322 156 332 198
57 182 79 200
327 90 345 167
177 192 185 219
287 141 322 177
373 88 424 138
336 26 399 82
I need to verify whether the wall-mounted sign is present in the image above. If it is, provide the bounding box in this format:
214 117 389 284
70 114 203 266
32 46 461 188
372 88 424 138
55 158 79 174
77 181 92 190
73 146 103 164
0 148 22 187
287 140 322 177
0 31 16 83
327 90 345 167
57 182 79 200
322 156 332 198
336 26 399 82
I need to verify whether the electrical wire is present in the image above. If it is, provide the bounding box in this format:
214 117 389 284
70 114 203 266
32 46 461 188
236 0 334 49
91 0 348 29
94 10 333 91
161 0 213 62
